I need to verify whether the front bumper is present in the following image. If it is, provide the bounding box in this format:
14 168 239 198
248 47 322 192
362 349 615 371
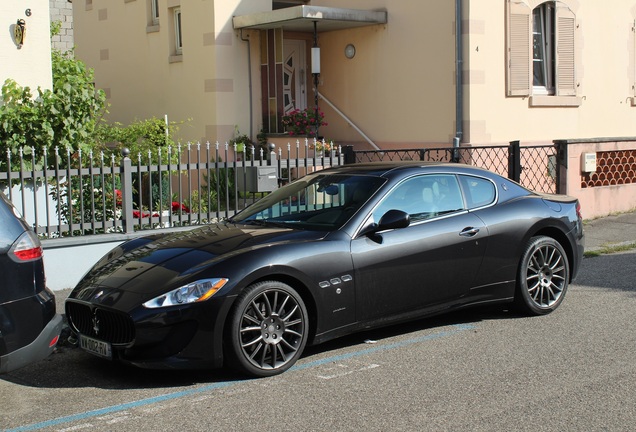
66 294 236 370
0 313 63 373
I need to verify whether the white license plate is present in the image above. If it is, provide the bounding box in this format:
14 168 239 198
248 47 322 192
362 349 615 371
79 335 112 359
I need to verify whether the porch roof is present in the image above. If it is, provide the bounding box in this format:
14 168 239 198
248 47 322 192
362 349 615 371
232 5 387 32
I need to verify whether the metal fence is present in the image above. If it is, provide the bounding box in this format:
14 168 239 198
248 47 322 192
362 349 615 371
0 142 344 239
1 140 559 241
345 141 559 194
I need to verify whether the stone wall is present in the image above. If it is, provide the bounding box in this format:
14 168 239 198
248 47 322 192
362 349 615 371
49 0 73 52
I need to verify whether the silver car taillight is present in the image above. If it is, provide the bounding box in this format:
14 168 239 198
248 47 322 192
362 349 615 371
9 230 43 262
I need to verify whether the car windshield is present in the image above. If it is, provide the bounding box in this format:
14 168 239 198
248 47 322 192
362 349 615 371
231 172 386 231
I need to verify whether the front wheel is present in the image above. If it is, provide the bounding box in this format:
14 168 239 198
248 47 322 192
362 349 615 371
226 281 308 377
515 236 570 315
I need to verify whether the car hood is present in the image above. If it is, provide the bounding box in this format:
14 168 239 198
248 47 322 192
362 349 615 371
73 223 327 297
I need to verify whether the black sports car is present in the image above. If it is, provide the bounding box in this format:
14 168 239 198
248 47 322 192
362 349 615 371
1 191 63 373
65 162 584 377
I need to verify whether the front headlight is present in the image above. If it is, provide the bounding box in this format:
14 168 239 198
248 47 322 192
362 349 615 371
142 278 229 308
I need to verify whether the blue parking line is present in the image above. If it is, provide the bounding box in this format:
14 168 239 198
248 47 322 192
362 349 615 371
5 323 476 432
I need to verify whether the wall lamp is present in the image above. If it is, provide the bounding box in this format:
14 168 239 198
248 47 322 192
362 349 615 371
14 19 26 48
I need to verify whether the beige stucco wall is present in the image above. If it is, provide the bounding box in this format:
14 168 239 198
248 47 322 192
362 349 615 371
73 0 270 146
310 0 457 148
1 0 53 91
465 0 636 145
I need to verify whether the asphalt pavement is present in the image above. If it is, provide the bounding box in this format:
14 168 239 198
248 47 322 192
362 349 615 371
583 210 636 252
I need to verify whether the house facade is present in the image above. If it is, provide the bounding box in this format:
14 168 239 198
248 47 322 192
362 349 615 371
1 0 53 91
70 0 636 217
71 0 636 147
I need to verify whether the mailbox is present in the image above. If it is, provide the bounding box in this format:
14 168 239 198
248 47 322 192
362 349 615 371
580 153 597 173
237 166 279 192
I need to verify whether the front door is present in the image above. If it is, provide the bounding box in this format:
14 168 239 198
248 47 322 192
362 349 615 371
283 40 307 114
351 174 488 321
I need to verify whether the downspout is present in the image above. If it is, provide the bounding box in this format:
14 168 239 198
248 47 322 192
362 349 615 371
454 0 463 160
240 29 253 139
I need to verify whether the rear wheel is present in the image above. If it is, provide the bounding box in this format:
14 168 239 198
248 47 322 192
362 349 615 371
226 281 308 377
515 236 569 315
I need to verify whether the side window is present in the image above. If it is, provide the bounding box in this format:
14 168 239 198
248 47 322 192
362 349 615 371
373 175 464 222
459 175 496 209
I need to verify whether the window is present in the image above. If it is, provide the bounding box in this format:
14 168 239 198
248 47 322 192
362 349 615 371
151 0 159 25
507 1 579 105
458 176 496 210
532 3 554 94
373 175 464 223
174 8 182 55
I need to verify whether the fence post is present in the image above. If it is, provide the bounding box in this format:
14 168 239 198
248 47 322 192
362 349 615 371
554 139 568 194
342 145 355 164
508 140 521 183
268 145 280 187
120 148 134 233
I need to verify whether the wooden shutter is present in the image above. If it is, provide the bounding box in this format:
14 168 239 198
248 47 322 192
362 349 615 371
555 3 576 96
507 1 531 96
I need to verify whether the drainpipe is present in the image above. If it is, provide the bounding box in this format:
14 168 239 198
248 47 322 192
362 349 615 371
454 0 463 161
240 29 253 140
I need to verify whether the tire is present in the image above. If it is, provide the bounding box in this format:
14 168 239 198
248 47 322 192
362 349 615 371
226 281 308 377
515 236 569 315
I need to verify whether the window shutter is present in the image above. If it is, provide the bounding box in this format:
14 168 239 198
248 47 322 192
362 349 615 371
507 0 531 96
555 4 576 96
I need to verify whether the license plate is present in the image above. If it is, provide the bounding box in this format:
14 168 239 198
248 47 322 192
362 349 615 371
79 334 112 359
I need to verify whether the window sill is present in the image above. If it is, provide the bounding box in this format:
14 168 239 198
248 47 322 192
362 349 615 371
146 25 160 33
529 95 582 107
169 55 183 63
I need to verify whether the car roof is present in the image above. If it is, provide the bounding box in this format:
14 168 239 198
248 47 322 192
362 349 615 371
321 161 498 179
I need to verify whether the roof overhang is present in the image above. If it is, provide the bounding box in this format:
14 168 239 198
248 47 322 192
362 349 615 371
232 6 387 32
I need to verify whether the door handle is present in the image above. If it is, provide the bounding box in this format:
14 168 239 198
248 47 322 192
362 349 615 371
459 227 480 237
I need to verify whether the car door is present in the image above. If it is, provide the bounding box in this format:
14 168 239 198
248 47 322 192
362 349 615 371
350 174 488 321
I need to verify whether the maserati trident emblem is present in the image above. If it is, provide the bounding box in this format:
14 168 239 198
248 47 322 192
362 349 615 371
92 311 100 335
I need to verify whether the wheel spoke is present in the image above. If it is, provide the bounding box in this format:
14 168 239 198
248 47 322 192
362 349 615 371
242 334 264 348
280 337 297 351
277 294 291 316
261 292 273 316
242 314 260 326
248 341 264 360
276 344 288 362
241 325 261 333
284 328 303 338
282 304 299 322
250 300 266 321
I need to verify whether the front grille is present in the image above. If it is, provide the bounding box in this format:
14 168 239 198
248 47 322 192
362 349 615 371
66 301 135 345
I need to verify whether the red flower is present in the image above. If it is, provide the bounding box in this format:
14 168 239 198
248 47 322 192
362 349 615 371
171 202 190 213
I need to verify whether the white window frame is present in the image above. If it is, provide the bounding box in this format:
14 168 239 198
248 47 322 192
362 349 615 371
532 3 555 95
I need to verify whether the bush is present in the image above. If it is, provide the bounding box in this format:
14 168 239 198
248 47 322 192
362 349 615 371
281 108 327 137
0 55 106 172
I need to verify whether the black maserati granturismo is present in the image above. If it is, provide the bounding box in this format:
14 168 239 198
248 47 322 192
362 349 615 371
65 162 584 377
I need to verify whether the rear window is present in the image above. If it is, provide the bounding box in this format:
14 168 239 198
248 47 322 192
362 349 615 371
459 175 496 209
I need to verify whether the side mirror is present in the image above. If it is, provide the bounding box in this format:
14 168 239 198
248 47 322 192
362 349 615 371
360 209 410 236
378 209 410 230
